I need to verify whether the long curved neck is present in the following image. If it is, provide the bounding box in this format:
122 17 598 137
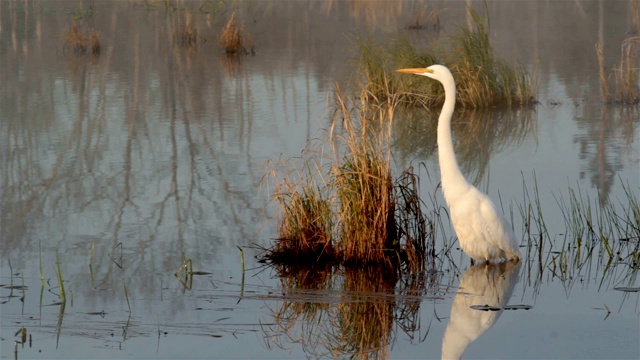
437 78 470 202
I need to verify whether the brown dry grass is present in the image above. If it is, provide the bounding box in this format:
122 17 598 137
597 37 640 104
262 84 430 269
64 21 101 56
64 22 85 53
219 12 247 54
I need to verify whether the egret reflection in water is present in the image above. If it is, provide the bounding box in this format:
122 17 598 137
441 260 522 360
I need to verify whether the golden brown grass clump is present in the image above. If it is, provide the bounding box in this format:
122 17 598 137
219 12 251 54
263 84 430 269
64 21 101 56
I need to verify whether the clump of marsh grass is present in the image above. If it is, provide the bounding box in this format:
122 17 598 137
330 89 397 265
219 11 253 55
63 21 101 56
357 8 537 108
271 184 335 262
596 37 640 104
262 84 431 269
64 21 85 53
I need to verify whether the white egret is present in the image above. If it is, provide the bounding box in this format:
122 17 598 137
396 65 521 263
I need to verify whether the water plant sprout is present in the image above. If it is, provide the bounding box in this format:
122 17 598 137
396 65 521 263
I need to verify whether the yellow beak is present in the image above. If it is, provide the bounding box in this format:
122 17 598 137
395 67 433 74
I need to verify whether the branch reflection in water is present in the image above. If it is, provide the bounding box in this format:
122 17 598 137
441 260 522 360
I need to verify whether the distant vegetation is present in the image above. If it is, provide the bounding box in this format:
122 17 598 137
63 21 101 56
219 11 254 55
597 36 640 105
357 10 537 108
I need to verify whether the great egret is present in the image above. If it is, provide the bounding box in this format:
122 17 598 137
396 65 521 263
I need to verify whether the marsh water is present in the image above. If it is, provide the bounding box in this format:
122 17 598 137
1 1 639 359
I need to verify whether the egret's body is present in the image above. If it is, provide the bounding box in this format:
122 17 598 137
397 65 520 263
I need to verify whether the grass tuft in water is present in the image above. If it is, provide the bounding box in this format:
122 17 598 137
219 11 253 55
357 7 537 108
273 184 335 262
63 21 101 56
596 36 640 104
520 176 640 290
262 84 430 270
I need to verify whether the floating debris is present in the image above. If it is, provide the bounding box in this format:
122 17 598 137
504 305 533 310
469 305 501 312
614 287 640 292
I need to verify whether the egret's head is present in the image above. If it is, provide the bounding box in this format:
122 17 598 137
395 64 452 82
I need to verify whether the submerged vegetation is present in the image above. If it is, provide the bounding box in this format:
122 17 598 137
517 177 639 293
357 9 537 108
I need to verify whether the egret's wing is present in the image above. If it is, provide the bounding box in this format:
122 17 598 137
477 193 519 254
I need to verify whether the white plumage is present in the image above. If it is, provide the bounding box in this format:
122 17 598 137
396 65 521 263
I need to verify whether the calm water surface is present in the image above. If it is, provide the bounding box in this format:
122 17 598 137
1 1 639 359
